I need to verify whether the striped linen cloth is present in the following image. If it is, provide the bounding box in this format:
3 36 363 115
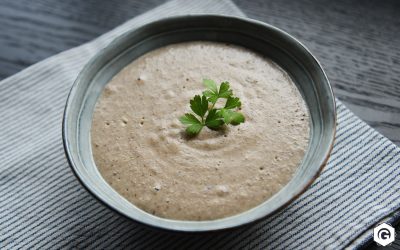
0 0 399 249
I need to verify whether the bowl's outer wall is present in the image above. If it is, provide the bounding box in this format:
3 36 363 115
63 15 336 232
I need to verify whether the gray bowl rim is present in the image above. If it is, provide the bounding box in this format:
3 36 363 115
63 14 336 232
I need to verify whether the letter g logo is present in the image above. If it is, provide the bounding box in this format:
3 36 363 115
374 223 395 246
377 228 391 240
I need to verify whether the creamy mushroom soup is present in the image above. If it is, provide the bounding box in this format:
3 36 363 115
91 42 310 220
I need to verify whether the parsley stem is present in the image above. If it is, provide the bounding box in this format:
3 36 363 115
210 102 216 110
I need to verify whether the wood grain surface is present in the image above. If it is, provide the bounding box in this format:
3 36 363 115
0 0 399 249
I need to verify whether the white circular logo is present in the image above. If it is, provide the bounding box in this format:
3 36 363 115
373 223 395 246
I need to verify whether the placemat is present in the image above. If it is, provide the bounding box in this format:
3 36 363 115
0 0 399 249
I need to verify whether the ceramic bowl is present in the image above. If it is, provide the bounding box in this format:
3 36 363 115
63 15 336 232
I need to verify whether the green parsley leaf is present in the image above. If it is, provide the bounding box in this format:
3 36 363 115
203 79 219 103
203 80 233 104
186 124 204 135
205 109 224 129
224 96 241 109
179 113 201 125
203 79 218 93
230 112 245 125
203 91 218 104
218 82 233 98
180 79 245 136
190 95 208 117
179 113 204 135
220 109 245 125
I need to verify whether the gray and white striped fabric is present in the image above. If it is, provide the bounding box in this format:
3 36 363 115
0 0 399 249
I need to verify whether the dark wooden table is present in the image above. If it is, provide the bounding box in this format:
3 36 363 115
0 0 398 248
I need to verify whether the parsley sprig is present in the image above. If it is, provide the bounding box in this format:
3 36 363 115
179 79 245 136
